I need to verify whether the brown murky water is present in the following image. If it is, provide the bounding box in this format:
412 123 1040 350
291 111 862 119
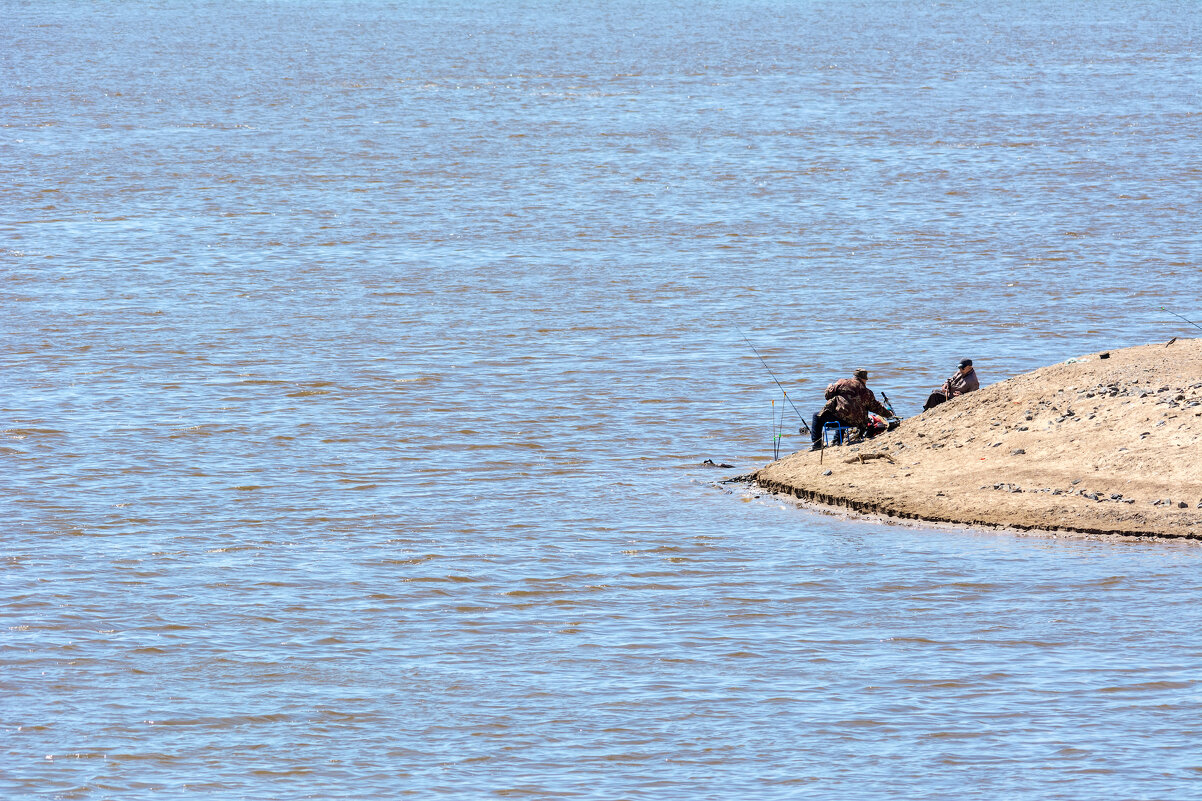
4 0 1202 797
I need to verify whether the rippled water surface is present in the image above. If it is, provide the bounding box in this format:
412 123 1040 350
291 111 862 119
4 1 1202 798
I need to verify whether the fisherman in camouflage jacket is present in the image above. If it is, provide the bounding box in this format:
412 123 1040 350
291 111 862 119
809 369 892 450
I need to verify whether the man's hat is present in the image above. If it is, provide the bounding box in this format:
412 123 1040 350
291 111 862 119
958 359 973 368
854 369 868 380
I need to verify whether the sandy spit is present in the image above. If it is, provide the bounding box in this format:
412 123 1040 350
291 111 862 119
754 339 1202 539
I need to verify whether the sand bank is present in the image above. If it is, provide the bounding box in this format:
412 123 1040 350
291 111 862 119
754 339 1202 539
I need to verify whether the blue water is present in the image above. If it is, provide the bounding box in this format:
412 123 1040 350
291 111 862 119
4 0 1202 798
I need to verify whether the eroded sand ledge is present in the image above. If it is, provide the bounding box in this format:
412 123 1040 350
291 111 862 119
754 339 1202 539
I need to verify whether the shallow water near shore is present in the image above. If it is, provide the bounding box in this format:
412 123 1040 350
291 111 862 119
5 0 1202 798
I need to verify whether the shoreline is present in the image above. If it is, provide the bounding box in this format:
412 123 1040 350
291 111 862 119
750 474 1201 542
752 339 1202 540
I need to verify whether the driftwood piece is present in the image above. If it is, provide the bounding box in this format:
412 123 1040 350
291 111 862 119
843 452 896 465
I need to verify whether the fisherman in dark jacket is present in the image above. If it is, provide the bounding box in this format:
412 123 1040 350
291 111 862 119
923 359 979 411
809 369 892 450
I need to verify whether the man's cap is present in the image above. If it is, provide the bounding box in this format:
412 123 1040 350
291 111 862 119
853 369 868 380
958 358 973 368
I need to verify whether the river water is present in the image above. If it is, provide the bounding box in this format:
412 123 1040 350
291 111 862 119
4 1 1202 798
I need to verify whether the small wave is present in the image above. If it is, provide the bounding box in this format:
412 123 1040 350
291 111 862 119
4 428 65 437
1098 680 1193 693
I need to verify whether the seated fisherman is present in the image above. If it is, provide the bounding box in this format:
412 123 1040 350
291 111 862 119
809 369 892 451
923 358 979 411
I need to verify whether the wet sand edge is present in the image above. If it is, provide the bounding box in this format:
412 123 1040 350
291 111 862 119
750 474 1200 541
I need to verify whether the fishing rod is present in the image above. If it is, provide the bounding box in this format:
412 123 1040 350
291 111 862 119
1162 306 1202 333
880 391 900 420
739 330 811 434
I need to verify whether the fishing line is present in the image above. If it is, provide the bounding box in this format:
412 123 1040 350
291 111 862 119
774 396 783 459
1162 306 1202 332
739 329 811 434
779 399 786 457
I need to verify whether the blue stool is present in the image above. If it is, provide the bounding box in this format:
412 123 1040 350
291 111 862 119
822 422 851 447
